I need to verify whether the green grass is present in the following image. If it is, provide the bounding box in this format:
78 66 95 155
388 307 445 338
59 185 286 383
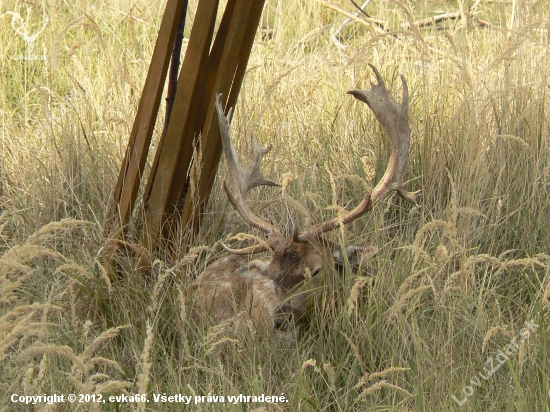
1 0 550 410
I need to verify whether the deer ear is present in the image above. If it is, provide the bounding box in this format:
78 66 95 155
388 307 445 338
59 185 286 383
332 245 378 271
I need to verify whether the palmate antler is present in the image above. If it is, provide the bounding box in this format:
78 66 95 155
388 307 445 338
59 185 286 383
296 64 420 242
216 64 419 252
215 95 282 254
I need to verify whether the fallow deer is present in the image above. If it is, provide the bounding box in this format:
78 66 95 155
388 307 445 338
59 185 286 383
192 65 419 331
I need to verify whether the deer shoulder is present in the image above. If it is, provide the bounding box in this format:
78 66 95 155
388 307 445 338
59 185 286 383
192 255 278 329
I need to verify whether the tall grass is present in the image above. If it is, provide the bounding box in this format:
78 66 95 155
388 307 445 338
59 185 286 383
1 0 549 410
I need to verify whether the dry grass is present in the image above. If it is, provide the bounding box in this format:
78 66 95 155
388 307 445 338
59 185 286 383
1 0 550 410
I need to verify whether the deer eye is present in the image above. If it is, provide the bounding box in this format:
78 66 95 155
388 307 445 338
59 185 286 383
311 268 321 278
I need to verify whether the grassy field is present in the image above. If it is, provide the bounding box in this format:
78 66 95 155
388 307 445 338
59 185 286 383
1 0 550 410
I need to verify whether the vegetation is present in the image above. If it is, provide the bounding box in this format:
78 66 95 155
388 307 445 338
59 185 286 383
1 0 549 410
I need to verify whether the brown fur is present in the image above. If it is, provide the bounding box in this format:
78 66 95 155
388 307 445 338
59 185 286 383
192 240 376 330
191 254 278 329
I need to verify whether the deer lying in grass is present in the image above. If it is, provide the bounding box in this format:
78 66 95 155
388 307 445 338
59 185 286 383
192 65 419 331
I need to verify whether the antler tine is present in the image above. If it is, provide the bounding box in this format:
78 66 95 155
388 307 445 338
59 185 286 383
296 65 420 242
216 94 282 237
221 242 270 255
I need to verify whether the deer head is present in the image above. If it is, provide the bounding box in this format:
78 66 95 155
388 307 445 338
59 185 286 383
193 65 419 330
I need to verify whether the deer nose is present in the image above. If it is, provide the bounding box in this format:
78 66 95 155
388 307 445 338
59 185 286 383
274 311 293 329
273 318 285 329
